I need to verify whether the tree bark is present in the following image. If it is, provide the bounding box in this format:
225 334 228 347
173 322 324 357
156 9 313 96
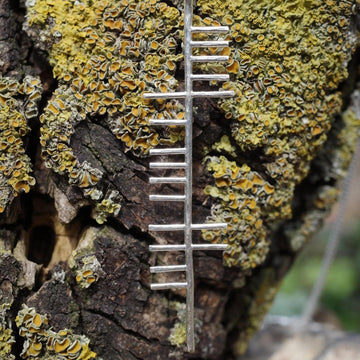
0 1 360 359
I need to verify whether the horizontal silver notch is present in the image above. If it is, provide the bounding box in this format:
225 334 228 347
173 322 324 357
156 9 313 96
151 282 188 290
191 90 235 98
191 74 229 81
190 40 229 47
149 162 187 169
148 223 227 231
190 55 229 62
149 195 185 201
143 92 186 99
150 162 187 169
149 148 186 155
191 26 229 33
149 119 187 126
192 223 228 230
144 89 235 100
150 244 186 251
150 265 187 273
149 224 185 231
149 244 228 252
149 177 187 184
192 244 228 251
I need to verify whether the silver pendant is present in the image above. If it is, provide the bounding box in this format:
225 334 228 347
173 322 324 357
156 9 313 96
143 0 234 352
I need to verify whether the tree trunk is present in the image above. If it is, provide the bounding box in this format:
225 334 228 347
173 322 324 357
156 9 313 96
1 1 360 359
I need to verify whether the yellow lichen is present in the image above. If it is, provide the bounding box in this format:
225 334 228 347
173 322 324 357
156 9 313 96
16 305 96 359
169 322 187 347
211 135 237 158
0 327 15 360
25 0 360 258
203 156 271 269
26 0 185 222
71 255 103 289
168 301 196 347
0 76 42 213
286 89 360 251
27 0 184 154
199 0 360 267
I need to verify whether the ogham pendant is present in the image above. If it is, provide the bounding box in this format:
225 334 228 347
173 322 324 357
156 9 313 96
143 0 234 352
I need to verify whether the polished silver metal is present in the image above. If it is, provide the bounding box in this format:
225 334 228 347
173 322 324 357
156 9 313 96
191 73 229 81
149 244 228 252
191 243 228 251
150 265 187 273
149 195 186 201
190 40 229 47
151 282 188 290
149 177 187 184
149 119 187 126
149 224 187 232
143 0 234 352
148 223 227 232
190 55 229 62
145 90 234 99
149 244 186 251
191 223 228 230
149 162 187 169
191 26 229 33
149 148 186 155
192 90 234 98
143 92 186 99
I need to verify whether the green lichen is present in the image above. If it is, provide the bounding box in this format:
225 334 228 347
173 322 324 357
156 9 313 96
168 301 202 347
211 135 237 158
92 190 121 225
26 0 185 222
168 302 186 347
16 305 97 359
0 76 42 213
199 0 360 268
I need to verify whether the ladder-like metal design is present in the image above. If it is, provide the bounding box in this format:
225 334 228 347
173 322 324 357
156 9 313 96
143 0 234 352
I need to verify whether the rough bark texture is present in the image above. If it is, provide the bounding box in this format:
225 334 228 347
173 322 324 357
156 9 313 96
0 1 360 360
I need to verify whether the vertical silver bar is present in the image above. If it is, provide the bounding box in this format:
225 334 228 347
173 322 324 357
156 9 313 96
184 0 194 352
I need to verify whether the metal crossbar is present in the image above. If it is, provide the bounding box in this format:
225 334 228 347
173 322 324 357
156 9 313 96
143 0 234 352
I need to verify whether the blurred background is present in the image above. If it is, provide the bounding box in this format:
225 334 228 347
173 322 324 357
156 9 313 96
270 154 360 331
